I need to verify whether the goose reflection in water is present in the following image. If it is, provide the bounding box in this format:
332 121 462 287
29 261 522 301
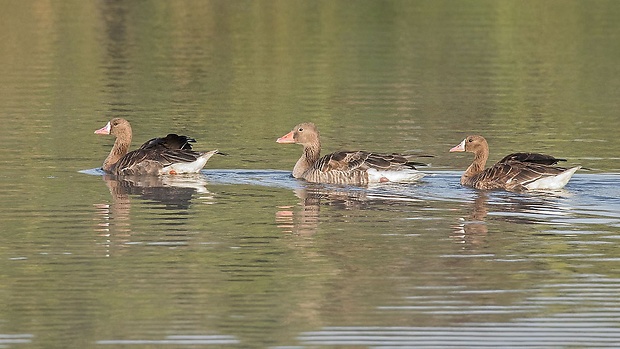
452 190 577 246
276 183 425 236
276 184 372 235
102 173 213 208
93 174 214 255
452 192 490 246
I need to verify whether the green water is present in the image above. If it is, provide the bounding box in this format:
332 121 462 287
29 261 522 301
0 1 619 348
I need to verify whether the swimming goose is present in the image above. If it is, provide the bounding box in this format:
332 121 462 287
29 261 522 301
276 122 427 185
449 135 580 191
95 118 220 176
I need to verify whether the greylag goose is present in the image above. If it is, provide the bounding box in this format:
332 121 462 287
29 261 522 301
95 118 220 176
449 135 580 191
276 122 427 185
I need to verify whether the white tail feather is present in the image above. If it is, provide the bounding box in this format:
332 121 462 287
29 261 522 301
367 168 425 183
525 166 581 190
160 150 219 175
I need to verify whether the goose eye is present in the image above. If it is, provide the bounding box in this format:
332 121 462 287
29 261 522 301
468 138 473 142
298 128 303 132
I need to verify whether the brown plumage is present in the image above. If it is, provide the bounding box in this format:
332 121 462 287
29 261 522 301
276 122 428 185
449 135 580 191
95 118 220 176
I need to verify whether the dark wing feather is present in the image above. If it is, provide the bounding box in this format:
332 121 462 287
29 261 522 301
507 163 566 183
114 148 202 175
498 152 566 165
470 162 567 191
139 134 196 151
318 151 425 173
364 154 394 169
315 151 364 172
363 153 427 170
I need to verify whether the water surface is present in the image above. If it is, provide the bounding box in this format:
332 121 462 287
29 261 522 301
1 1 619 348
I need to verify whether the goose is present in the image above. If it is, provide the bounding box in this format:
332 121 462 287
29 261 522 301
449 135 580 191
95 118 220 176
276 122 428 185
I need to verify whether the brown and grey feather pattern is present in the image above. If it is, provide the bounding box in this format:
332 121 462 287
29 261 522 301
449 135 580 191
276 122 428 185
110 147 208 176
95 118 220 176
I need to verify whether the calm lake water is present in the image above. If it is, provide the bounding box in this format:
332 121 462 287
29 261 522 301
1 1 620 348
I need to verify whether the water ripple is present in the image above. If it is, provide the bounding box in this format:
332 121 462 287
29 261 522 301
298 324 620 347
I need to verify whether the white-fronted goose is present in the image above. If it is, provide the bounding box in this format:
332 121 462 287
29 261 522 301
95 118 220 176
449 135 580 191
276 122 427 185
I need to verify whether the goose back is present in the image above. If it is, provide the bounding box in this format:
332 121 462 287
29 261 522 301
139 134 196 151
498 152 566 166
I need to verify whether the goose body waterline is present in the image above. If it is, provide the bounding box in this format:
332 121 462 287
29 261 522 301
95 118 220 176
276 122 427 185
449 135 580 191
